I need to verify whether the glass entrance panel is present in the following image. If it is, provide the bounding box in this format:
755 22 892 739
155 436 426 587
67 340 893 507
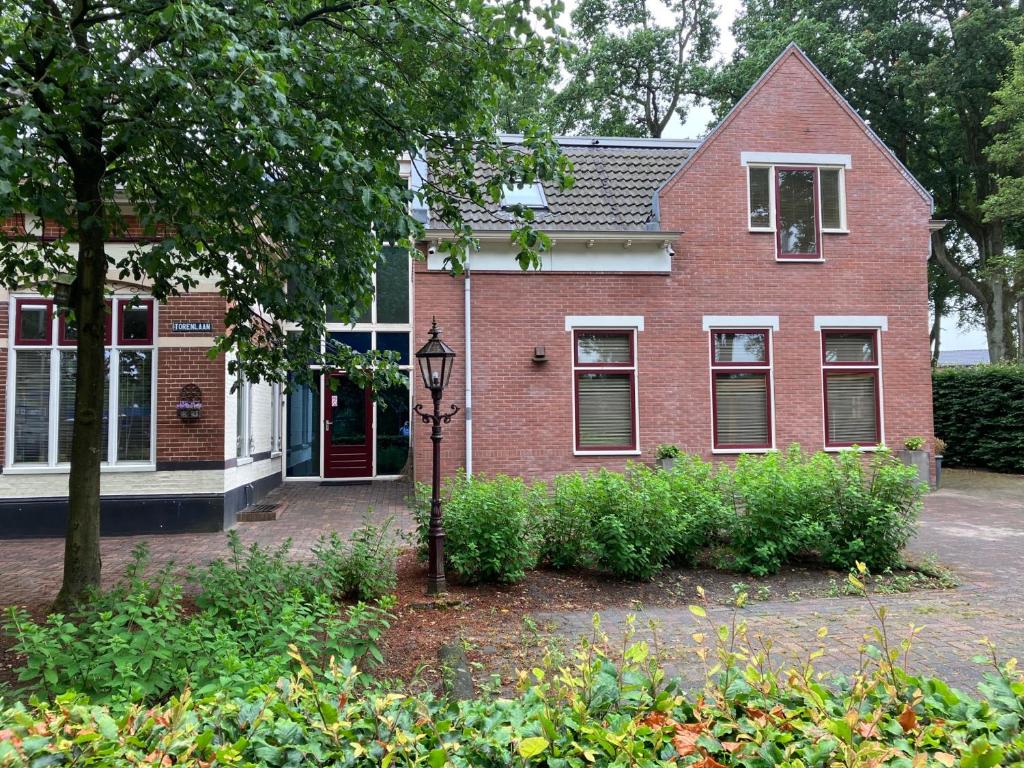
376 373 410 475
330 377 367 446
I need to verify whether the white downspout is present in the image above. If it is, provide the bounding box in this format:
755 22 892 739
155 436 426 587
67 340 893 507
464 266 473 477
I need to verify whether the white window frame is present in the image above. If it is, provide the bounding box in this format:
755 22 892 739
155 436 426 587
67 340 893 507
707 325 776 454
4 293 158 473
566 316 643 456
744 163 849 257
235 369 253 462
817 318 886 452
270 381 282 455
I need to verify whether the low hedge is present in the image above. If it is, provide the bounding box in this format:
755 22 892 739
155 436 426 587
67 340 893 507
415 446 924 582
933 363 1024 473
2 628 1021 767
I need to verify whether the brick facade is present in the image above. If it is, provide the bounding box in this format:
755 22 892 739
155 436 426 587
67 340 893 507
413 48 934 484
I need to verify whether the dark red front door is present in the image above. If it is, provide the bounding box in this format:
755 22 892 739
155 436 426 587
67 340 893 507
324 375 373 478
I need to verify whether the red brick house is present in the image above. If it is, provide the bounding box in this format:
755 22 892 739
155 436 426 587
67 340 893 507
412 44 936 484
0 45 935 536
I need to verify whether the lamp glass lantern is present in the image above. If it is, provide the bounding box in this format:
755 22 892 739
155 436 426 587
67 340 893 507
415 319 456 393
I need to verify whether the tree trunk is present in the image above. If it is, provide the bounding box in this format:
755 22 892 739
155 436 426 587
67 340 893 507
53 159 108 611
930 304 942 365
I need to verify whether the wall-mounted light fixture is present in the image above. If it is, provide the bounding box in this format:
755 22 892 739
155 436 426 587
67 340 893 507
532 345 547 363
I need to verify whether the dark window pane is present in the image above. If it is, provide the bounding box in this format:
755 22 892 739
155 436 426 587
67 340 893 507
749 167 771 228
58 351 110 463
376 373 410 475
714 372 769 447
328 331 372 355
576 332 631 364
121 303 151 342
577 373 633 447
713 331 767 364
377 332 410 366
286 372 320 477
777 169 817 255
117 350 152 461
820 169 842 229
14 350 50 462
824 332 876 363
18 304 49 342
376 246 410 324
826 372 878 444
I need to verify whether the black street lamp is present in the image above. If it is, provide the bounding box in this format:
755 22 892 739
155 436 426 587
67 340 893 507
413 318 459 595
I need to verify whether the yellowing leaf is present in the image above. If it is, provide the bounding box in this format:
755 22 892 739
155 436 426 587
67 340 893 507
518 737 549 759
688 605 707 618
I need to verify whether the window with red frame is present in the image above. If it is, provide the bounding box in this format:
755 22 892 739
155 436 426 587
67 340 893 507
710 329 773 450
748 166 845 257
8 296 155 466
573 330 637 451
822 330 881 447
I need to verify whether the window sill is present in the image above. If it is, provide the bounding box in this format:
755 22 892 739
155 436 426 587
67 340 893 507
824 444 884 453
748 227 775 233
3 463 156 475
776 257 825 263
573 449 641 457
822 228 849 234
235 456 254 466
270 451 282 459
712 447 776 455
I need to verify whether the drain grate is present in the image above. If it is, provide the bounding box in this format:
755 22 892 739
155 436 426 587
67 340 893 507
237 502 280 522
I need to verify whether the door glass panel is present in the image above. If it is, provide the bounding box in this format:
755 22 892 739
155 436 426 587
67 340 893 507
328 331 372 354
376 374 410 475
286 372 320 477
377 332 410 366
330 378 366 446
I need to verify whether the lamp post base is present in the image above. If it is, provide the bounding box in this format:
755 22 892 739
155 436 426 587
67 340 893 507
426 575 448 596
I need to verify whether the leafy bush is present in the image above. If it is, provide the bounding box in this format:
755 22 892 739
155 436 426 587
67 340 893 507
655 443 681 459
933 363 1024 472
536 472 599 570
311 516 399 602
660 454 729 564
414 472 539 583
718 447 831 575
5 536 393 707
3 618 1022 768
820 449 923 571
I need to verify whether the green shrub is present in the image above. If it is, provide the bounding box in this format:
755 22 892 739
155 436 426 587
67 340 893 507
536 472 599 570
3 629 1021 768
820 449 923 571
719 446 831 575
933 363 1024 472
414 472 539 583
661 454 729 564
5 538 392 707
311 516 399 602
582 465 679 580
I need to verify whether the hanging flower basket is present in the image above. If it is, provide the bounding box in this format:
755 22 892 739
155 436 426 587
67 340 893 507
176 384 203 422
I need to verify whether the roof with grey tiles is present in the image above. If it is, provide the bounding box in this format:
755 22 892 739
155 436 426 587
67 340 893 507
434 136 697 232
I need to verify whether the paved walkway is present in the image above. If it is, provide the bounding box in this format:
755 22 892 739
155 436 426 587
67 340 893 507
538 469 1024 692
0 480 415 607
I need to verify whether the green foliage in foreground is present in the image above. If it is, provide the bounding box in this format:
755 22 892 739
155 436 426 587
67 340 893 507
1 603 1022 767
416 447 923 582
4 521 398 707
933 364 1024 473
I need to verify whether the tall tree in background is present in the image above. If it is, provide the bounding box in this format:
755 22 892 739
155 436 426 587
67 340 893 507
712 0 1024 361
554 0 718 137
0 0 569 609
984 38 1024 357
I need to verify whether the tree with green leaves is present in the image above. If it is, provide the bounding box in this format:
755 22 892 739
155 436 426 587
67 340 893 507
712 0 1024 362
0 0 570 609
553 0 718 138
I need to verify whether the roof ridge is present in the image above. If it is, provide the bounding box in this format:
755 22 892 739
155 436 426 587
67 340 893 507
498 133 700 149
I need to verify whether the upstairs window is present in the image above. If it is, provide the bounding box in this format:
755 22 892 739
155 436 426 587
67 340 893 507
501 182 547 209
747 165 847 259
573 330 637 452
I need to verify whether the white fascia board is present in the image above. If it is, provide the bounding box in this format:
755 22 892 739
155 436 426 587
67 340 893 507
702 315 780 331
814 315 888 331
565 316 645 331
741 152 852 168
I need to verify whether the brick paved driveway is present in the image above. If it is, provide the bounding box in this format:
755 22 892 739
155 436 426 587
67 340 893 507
0 480 414 607
538 469 1024 692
